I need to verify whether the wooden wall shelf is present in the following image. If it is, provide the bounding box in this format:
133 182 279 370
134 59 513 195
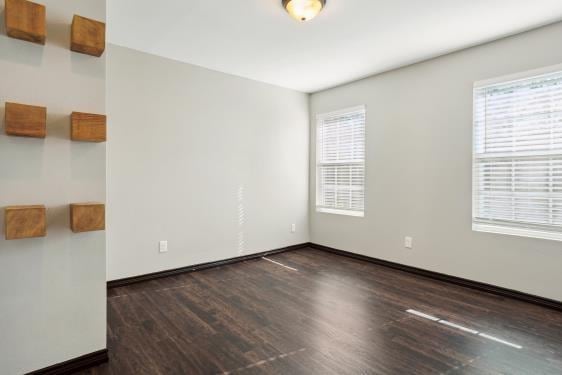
5 205 46 240
71 112 106 142
5 0 46 45
5 102 47 138
71 15 105 57
70 203 105 233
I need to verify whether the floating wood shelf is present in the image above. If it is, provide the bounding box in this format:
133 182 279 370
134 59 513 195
5 102 47 138
71 112 106 142
71 15 105 57
5 205 46 240
70 203 105 233
4 0 46 45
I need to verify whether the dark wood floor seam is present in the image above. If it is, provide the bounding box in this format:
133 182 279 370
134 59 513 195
107 242 310 288
309 243 562 312
26 349 108 375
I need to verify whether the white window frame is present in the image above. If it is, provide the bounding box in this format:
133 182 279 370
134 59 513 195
316 105 366 217
472 64 562 241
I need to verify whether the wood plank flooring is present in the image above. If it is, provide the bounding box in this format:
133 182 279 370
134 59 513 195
79 248 562 374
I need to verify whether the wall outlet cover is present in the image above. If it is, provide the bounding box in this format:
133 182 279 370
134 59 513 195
159 240 168 253
405 236 413 249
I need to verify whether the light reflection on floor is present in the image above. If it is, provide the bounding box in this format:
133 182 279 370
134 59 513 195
406 309 523 349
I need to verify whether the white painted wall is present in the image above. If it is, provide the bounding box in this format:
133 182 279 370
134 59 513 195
0 1 106 374
106 45 309 281
309 22 562 301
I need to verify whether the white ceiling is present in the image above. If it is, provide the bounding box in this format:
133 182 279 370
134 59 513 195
108 0 562 93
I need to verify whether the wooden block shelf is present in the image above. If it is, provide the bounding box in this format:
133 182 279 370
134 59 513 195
71 15 105 57
5 102 47 138
5 0 46 45
71 112 106 142
70 203 105 233
5 205 46 240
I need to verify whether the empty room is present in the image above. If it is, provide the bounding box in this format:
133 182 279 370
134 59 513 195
1 0 562 374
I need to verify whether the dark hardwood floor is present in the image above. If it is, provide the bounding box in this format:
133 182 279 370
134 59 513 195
79 248 562 374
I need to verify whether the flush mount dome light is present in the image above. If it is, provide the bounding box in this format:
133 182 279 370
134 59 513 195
283 0 326 22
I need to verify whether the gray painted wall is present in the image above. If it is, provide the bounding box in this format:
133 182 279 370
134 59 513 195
0 1 106 374
309 22 562 301
106 45 309 281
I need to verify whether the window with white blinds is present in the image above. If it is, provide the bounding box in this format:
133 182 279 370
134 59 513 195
316 106 365 217
473 66 562 241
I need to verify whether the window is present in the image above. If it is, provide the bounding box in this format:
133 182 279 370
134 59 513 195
473 66 562 241
316 106 365 217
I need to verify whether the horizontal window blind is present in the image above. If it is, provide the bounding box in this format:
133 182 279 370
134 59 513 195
317 106 365 216
473 68 562 239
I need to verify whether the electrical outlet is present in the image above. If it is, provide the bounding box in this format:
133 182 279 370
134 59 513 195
404 236 413 249
159 240 168 253
291 224 296 233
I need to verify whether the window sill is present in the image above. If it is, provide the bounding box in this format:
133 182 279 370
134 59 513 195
472 223 562 242
317 207 364 217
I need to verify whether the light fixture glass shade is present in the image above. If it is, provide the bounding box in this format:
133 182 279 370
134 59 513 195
283 0 326 22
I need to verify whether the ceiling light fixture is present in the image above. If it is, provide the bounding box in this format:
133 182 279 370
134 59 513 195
282 0 326 22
